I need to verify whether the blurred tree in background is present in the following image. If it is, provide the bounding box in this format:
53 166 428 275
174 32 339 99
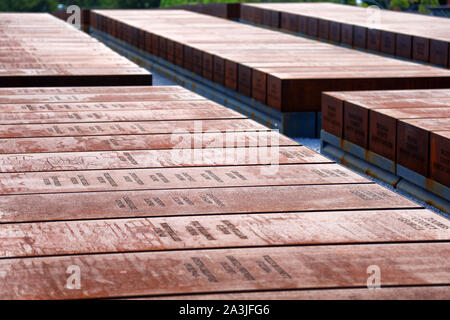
0 0 440 12
389 0 440 12
0 0 161 11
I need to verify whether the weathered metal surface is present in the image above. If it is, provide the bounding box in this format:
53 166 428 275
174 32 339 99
0 131 294 154
0 243 448 299
145 286 450 300
0 109 246 125
430 131 450 188
0 184 419 223
1 209 447 259
0 13 151 87
322 89 450 198
241 2 450 68
0 119 267 139
0 163 368 195
369 108 450 162
90 9 450 113
397 119 450 177
0 146 331 173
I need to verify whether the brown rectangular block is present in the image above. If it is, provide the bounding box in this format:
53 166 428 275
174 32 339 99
430 131 450 187
202 52 213 80
397 120 429 176
0 163 367 195
367 29 381 52
341 23 353 46
225 60 237 90
252 69 266 104
174 41 184 67
144 32 152 53
241 5 251 21
430 40 449 68
0 131 293 154
254 7 262 25
0 183 419 223
183 45 193 71
318 19 329 40
0 146 330 174
0 108 245 125
369 109 397 161
138 29 145 50
151 33 159 56
166 39 175 63
298 15 308 34
413 36 429 62
344 101 369 148
329 21 341 43
353 26 367 49
271 10 280 28
0 119 266 139
149 286 450 300
0 243 445 299
238 64 252 97
321 93 344 137
1 209 447 259
266 75 283 111
213 55 225 85
381 31 396 55
158 36 167 60
280 12 290 30
288 12 299 33
307 17 318 37
262 9 271 27
192 47 202 76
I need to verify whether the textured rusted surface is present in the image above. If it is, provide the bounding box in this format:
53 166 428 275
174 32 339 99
0 184 420 223
397 119 450 177
369 108 450 161
242 2 450 68
0 243 448 299
0 119 267 139
2 85 447 300
430 131 450 187
0 131 295 154
1 209 448 259
0 163 368 195
90 9 450 112
145 286 450 300
0 146 330 173
0 13 151 87
0 108 246 125
322 89 450 190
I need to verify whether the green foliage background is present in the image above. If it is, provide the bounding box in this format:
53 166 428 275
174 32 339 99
0 0 440 12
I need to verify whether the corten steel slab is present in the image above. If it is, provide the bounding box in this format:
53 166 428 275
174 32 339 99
0 243 448 299
0 85 190 96
0 184 419 223
0 119 268 139
0 13 151 87
0 109 246 125
90 9 450 113
241 3 450 68
369 109 450 161
397 118 450 177
0 131 295 154
145 286 450 300
0 163 369 195
0 146 331 173
0 92 204 104
322 89 450 139
430 131 450 188
0 209 448 259
0 100 237 114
